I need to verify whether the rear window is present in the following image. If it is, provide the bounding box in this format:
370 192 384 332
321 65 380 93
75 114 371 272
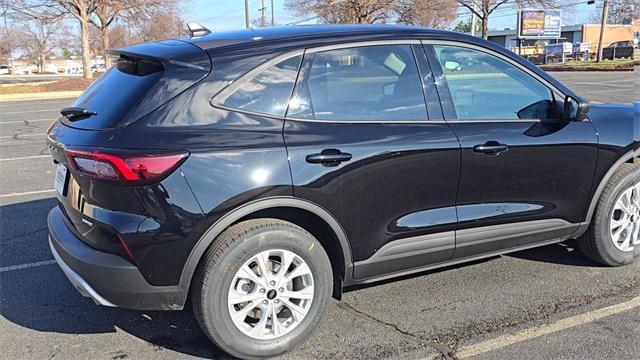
65 40 210 130
67 58 164 129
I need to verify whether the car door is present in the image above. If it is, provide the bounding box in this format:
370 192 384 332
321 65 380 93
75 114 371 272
423 42 599 259
283 42 461 280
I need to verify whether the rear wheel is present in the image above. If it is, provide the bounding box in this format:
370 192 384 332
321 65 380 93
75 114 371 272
192 219 333 359
578 164 640 265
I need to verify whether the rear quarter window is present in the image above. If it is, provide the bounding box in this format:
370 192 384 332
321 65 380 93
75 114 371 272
218 55 302 116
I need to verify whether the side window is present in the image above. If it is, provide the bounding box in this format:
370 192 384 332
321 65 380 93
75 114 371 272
287 45 427 121
433 45 553 121
222 55 302 116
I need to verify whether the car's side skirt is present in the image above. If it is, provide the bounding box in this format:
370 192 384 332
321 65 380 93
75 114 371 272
350 219 580 284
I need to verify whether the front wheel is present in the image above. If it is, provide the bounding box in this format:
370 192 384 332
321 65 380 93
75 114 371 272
192 218 333 359
578 163 640 265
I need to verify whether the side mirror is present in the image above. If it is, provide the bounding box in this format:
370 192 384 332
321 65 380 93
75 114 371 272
564 95 590 121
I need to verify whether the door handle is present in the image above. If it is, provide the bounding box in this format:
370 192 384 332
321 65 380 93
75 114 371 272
306 149 352 166
473 142 509 156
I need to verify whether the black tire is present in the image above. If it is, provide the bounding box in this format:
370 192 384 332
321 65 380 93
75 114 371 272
578 163 640 266
191 218 333 359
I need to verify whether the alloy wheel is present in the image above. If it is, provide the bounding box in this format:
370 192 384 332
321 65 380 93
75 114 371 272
227 249 314 340
610 183 640 252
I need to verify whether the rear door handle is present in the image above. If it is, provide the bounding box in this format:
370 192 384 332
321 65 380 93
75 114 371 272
306 149 352 166
473 142 509 156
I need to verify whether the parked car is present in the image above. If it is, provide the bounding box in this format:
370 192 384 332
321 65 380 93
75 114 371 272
46 25 638 359
602 40 635 59
0 64 11 74
91 63 107 72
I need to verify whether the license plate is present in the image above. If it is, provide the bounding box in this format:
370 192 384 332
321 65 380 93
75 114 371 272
54 163 68 196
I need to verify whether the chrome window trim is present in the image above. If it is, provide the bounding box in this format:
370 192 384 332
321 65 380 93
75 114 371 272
421 39 566 98
209 49 305 114
422 39 567 123
210 38 557 125
304 39 422 54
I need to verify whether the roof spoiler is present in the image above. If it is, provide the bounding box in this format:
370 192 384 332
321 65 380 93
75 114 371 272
187 23 211 38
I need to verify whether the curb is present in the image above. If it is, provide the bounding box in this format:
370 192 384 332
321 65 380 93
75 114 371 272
0 91 82 102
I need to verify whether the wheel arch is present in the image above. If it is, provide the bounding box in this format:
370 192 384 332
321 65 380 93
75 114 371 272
584 148 640 227
179 196 353 299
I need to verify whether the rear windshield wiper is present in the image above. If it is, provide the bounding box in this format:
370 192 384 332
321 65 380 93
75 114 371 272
60 107 97 121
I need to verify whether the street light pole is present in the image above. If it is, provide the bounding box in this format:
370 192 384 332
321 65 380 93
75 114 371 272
244 0 250 29
271 0 274 26
597 0 609 62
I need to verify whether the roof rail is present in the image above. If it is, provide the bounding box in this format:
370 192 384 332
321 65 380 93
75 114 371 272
187 23 211 38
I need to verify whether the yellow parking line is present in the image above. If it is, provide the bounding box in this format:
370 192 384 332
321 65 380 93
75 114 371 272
455 296 640 359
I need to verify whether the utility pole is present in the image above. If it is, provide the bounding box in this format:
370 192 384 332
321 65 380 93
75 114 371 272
244 0 250 28
270 0 274 26
259 0 266 27
597 0 609 62
470 0 477 36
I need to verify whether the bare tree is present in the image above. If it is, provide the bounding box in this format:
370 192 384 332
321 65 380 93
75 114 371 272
10 0 99 79
591 0 638 25
457 0 510 39
123 1 185 43
90 0 127 68
90 0 175 69
458 0 557 39
1 1 18 66
285 0 396 24
395 0 457 28
17 16 64 71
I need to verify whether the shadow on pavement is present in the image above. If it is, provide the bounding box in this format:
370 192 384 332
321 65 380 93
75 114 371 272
0 198 232 359
506 239 601 267
0 198 598 359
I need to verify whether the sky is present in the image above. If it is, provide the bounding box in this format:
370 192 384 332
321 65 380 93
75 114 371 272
186 0 600 33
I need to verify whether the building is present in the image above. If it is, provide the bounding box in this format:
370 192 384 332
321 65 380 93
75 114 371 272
488 21 640 54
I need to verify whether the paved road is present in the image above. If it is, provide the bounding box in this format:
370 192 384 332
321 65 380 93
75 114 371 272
0 71 638 360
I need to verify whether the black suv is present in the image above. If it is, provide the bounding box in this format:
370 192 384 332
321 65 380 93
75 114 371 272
46 25 638 358
602 40 635 59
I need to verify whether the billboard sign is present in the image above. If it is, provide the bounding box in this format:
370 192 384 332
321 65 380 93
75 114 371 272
518 9 562 39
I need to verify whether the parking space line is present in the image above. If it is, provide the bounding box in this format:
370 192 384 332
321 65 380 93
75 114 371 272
455 295 640 359
0 119 54 124
0 100 72 107
0 155 50 162
0 189 55 198
3 109 59 115
0 133 45 139
0 259 56 273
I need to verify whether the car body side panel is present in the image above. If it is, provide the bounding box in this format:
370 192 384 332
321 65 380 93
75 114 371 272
585 103 638 218
101 53 295 286
284 119 461 266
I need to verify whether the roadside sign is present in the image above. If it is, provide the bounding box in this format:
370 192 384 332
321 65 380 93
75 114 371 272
518 9 562 39
545 42 573 56
543 10 561 38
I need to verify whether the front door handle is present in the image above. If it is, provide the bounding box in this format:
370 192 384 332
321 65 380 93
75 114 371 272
473 142 509 156
306 149 352 166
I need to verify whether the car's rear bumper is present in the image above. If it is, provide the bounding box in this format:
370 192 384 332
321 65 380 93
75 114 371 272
48 206 187 310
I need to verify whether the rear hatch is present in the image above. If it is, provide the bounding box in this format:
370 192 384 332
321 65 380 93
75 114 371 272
46 39 210 256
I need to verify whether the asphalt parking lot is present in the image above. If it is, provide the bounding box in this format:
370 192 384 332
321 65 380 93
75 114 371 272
0 70 638 360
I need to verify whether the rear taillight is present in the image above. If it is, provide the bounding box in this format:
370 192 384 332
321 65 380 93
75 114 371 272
66 148 188 184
